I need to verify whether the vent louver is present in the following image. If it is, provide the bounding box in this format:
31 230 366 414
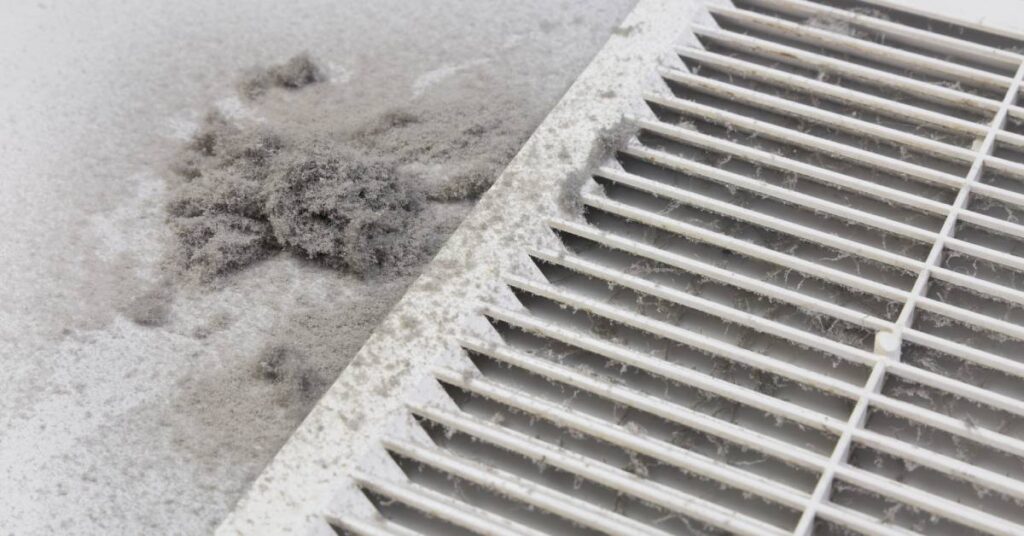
219 1 1024 535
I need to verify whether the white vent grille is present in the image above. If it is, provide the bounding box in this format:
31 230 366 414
219 1 1024 535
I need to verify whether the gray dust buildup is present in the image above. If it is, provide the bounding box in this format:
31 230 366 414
166 54 523 280
558 119 636 215
238 52 325 99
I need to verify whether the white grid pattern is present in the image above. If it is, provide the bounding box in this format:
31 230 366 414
795 55 1024 536
225 1 1024 534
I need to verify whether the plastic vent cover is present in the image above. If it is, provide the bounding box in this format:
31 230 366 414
219 1 1024 535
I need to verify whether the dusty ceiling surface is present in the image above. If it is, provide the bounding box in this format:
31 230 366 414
0 1 636 533
3 0 1024 535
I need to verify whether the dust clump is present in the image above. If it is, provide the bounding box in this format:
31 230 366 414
123 283 175 327
264 146 424 274
158 51 544 473
254 343 328 405
558 119 635 215
239 52 325 100
167 78 532 280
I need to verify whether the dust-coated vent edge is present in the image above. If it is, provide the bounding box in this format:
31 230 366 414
215 1 708 534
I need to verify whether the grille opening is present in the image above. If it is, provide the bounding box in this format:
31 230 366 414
1006 115 1024 137
480 313 842 457
942 249 1024 293
993 141 1024 164
385 448 600 536
350 488 477 536
692 34 995 123
606 143 935 261
680 57 978 146
448 362 823 498
629 128 951 230
662 75 975 176
979 168 1024 196
475 321 843 459
848 444 1024 525
412 403 730 535
953 221 1024 258
926 278 1024 327
659 74 970 176
810 0 1024 53
731 0 1019 77
488 312 857 423
537 225 888 359
541 226 888 352
812 517 863 536
434 383 803 531
968 194 1024 225
881 374 1024 441
707 14 1007 101
913 309 1024 362
590 178 920 299
641 106 959 205
901 341 1024 404
865 408 1024 482
829 479 987 536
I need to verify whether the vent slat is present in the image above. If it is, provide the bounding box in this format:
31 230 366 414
661 68 978 164
588 166 919 273
526 246 878 366
972 182 1024 214
502 272 1024 461
676 45 997 139
351 472 545 536
959 205 1024 240
645 92 965 189
459 337 1023 534
520 246 1024 420
902 327 1024 381
382 440 672 536
832 461 1024 536
635 114 950 215
944 235 1024 273
692 24 1002 114
433 364 813 508
501 272 864 399
984 155 1024 182
409 403 789 536
551 211 894 334
576 192 909 302
708 4 1013 91
572 187 909 320
328 516 426 536
739 0 1024 71
915 295 1024 342
433 365 930 536
851 425 1024 504
929 263 1024 309
887 361 1024 419
622 143 940 243
481 300 844 430
867 391 1024 459
457 333 831 469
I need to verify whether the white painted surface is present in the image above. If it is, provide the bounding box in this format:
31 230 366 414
0 1 635 533
2 0 1022 534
